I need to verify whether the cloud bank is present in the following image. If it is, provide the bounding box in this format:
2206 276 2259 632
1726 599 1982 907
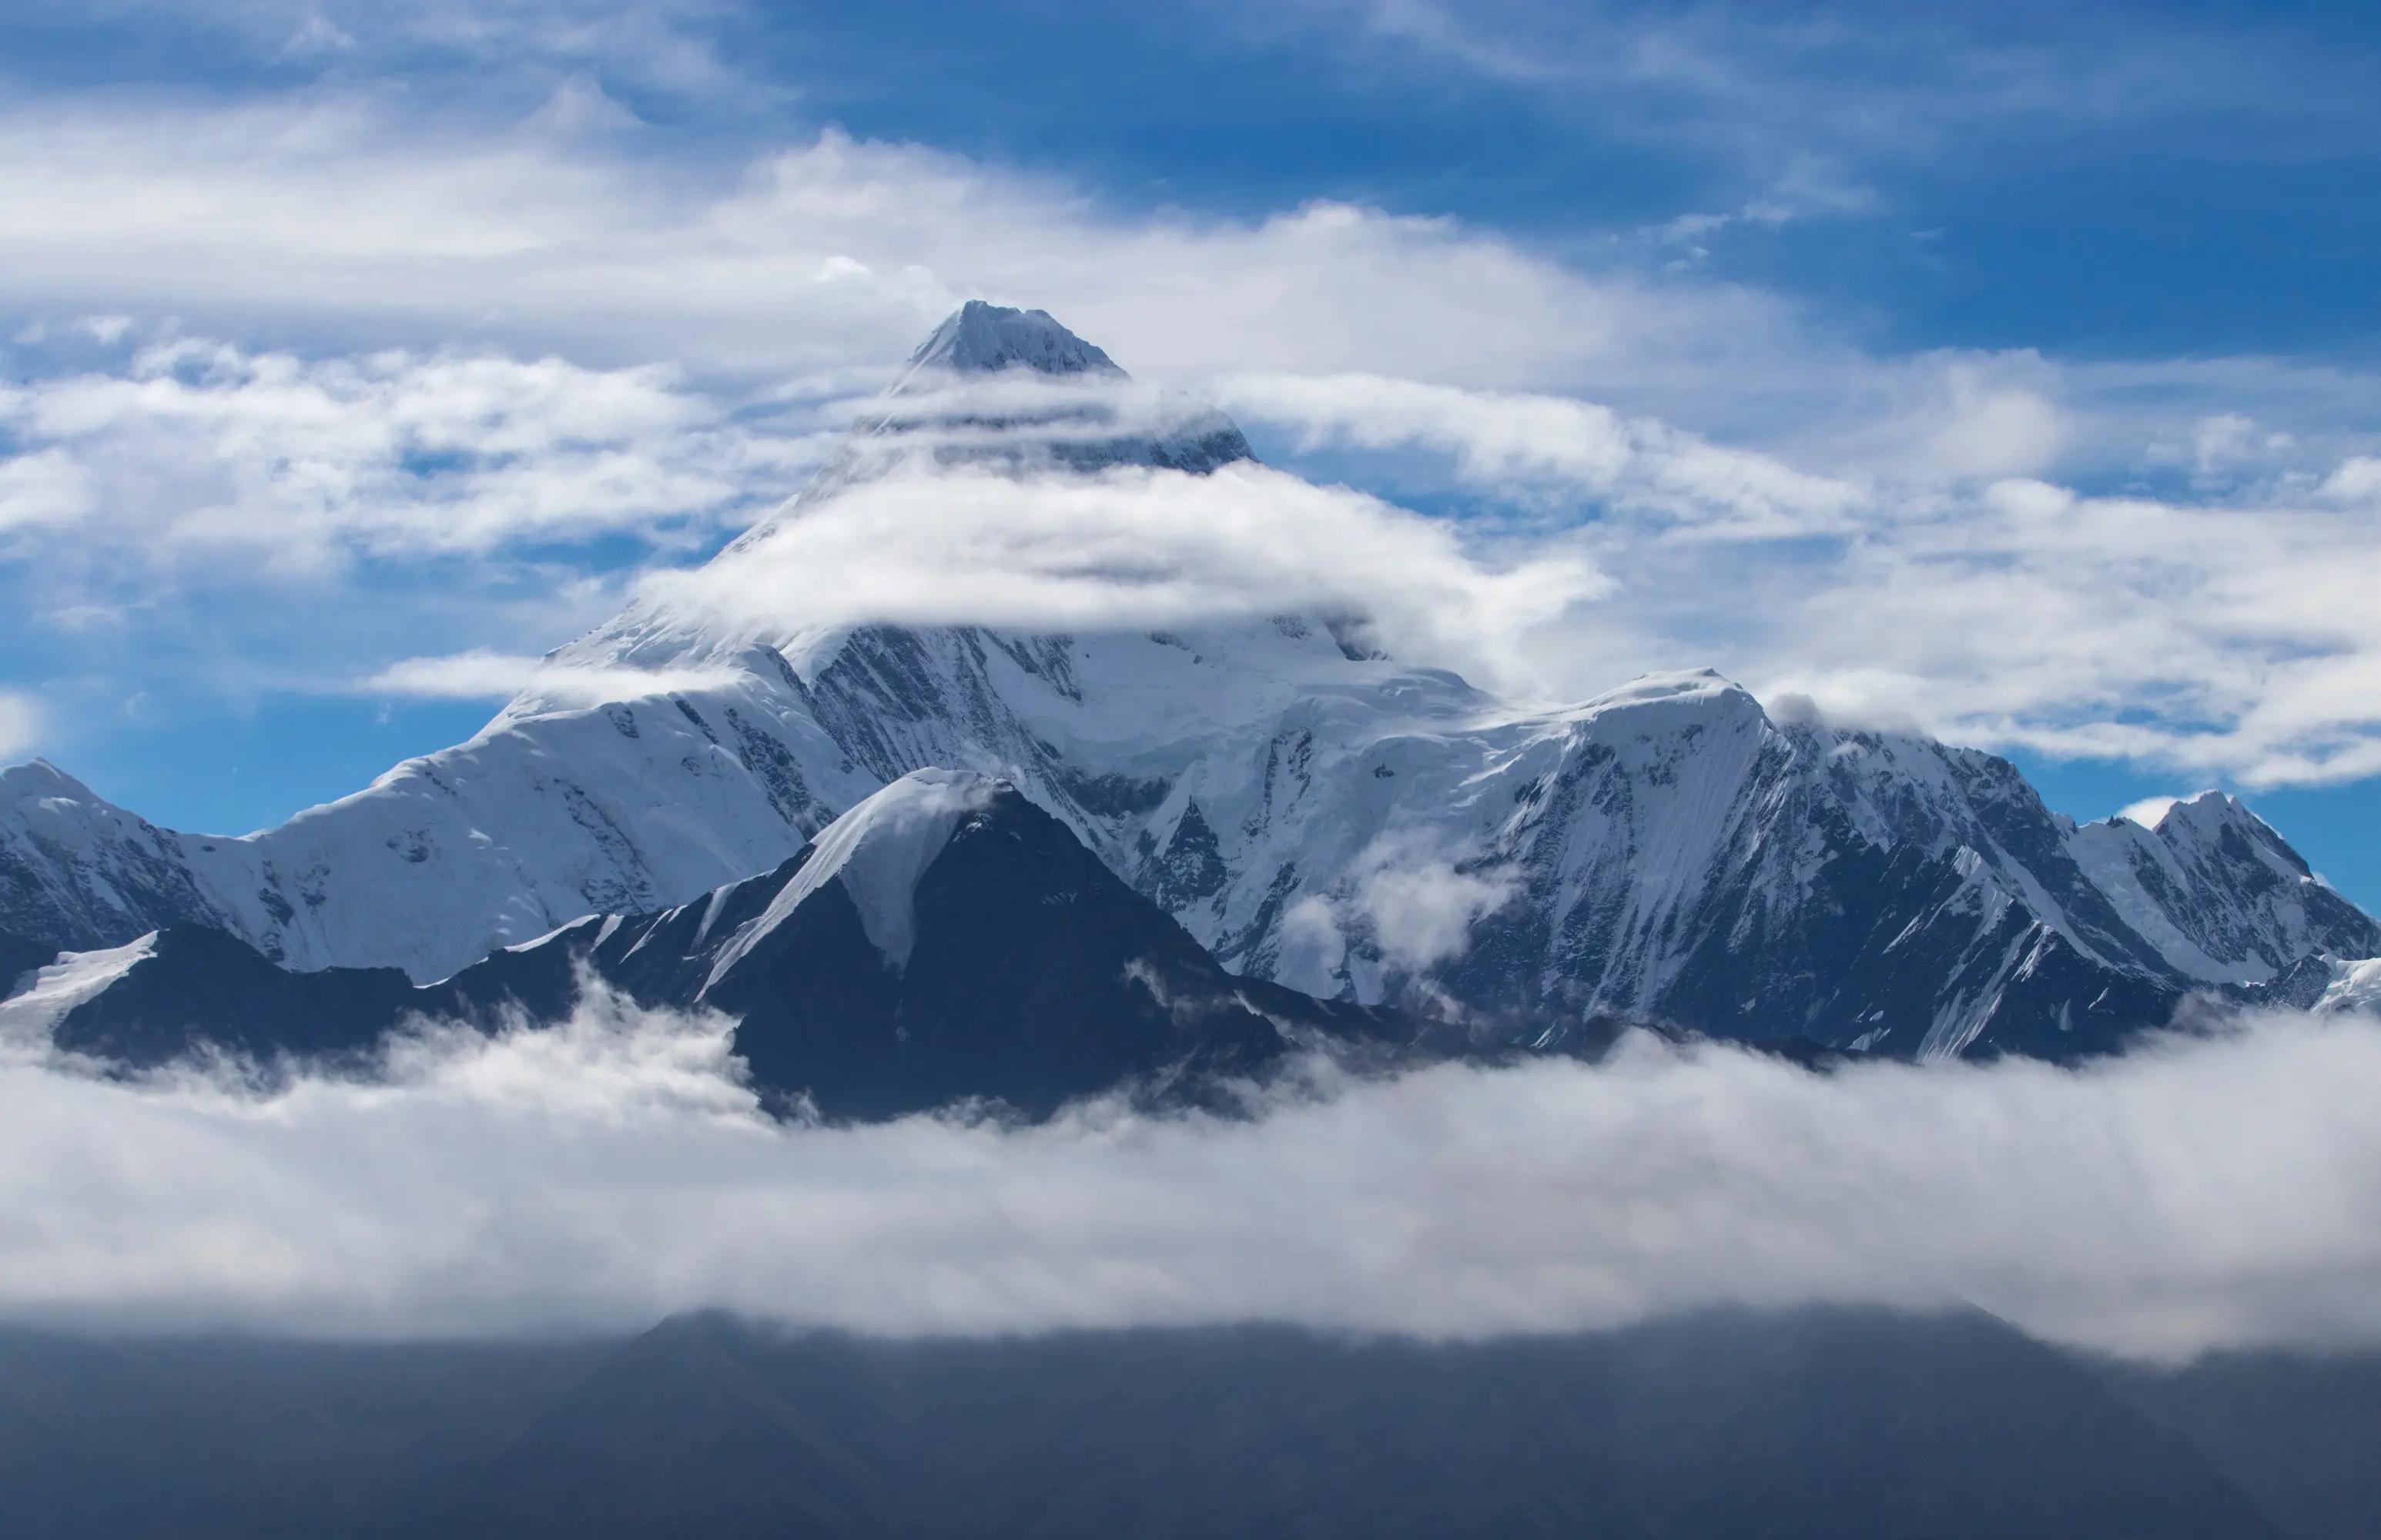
0 101 1784 395
640 460 1606 689
0 333 810 570
3 989 2377 1362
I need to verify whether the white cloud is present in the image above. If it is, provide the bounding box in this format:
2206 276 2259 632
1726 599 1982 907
2321 455 2381 502
2188 412 2259 476
0 335 813 569
0 450 92 532
361 650 745 704
1278 829 1521 989
985 365 2381 791
0 691 42 759
10 322 2379 793
2 987 2379 1361
0 90 2373 480
72 313 136 346
1524 457 2381 788
0 99 1806 394
641 461 1608 691
81 0 749 104
1358 858 1515 972
1216 371 1863 534
2116 796 2183 829
1924 382 2065 480
1639 156 1878 260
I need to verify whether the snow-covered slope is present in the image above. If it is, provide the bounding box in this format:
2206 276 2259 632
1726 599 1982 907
2066 791 2375 984
704 767 992 979
21 771 1430 1118
0 932 158 1051
3 304 2373 1060
2 762 239 950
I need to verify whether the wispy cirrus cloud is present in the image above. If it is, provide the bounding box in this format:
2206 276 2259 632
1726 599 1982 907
1292 0 2381 172
59 0 760 105
1216 370 1864 534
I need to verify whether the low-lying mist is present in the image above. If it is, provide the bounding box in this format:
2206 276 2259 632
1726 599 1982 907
4 993 2377 1361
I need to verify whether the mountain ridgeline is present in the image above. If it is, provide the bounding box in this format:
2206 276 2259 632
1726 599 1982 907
3 301 2376 1105
6 1310 2379 1539
5 772 1438 1119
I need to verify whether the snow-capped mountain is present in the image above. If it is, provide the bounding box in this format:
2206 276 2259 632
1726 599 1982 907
2066 790 2375 983
763 298 1255 507
4 304 2375 1061
11 771 1426 1117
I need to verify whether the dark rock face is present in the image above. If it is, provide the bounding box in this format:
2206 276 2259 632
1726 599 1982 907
1431 707 2376 1061
0 927 52 996
25 778 1428 1120
42 926 416 1067
455 778 1424 1119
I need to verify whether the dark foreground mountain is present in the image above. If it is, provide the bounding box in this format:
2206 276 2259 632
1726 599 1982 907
8 771 1436 1119
3 1309 2374 1538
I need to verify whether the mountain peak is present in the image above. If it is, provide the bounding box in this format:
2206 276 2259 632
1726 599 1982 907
2155 788 2308 872
905 300 1125 379
2162 788 2249 825
2 758 99 805
1573 668 1764 725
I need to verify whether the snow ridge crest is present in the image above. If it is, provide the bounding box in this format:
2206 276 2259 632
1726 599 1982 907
708 769 1002 983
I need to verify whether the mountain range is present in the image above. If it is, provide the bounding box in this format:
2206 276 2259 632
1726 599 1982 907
4 300 2375 1103
5 769 1435 1118
6 1309 2379 1539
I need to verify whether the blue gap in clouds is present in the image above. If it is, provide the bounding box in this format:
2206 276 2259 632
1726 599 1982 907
1741 155 2381 363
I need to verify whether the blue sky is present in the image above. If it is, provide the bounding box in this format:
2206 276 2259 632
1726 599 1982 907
2 0 2379 903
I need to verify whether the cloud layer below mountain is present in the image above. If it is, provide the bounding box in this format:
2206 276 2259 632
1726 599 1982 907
4 993 2376 1361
